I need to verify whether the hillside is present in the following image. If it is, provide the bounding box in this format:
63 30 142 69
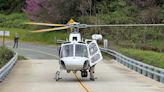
0 0 164 68
0 0 163 52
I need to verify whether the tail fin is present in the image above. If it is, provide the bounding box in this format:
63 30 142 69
67 19 75 24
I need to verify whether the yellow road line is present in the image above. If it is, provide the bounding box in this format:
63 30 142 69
21 47 91 92
11 46 91 92
73 73 91 92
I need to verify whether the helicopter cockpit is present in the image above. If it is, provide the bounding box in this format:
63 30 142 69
60 43 88 58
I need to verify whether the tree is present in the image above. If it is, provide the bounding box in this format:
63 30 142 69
140 7 161 23
23 0 91 23
0 0 25 14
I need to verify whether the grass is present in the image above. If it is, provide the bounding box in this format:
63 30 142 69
117 40 164 52
118 48 164 69
0 27 68 44
0 26 164 69
18 55 28 60
0 46 14 68
102 52 112 60
0 46 26 68
145 40 164 50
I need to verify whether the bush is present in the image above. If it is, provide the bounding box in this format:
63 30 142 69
118 48 164 68
0 46 14 68
0 13 31 29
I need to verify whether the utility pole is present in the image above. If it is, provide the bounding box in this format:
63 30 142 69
0 31 9 46
2 31 5 46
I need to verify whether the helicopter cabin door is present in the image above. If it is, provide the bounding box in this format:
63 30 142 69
88 40 102 66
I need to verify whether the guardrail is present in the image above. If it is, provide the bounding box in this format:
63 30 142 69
0 51 18 82
100 48 164 84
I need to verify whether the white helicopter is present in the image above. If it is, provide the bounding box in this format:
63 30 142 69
26 19 164 81
26 19 103 81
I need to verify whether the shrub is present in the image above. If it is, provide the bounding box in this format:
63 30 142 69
0 46 14 68
0 13 30 29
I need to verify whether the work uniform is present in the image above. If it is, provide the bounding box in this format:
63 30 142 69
90 65 95 81
13 36 19 48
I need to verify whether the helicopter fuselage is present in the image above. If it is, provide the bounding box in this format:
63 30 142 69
59 42 89 71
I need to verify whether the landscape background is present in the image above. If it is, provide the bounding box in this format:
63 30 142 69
0 0 164 68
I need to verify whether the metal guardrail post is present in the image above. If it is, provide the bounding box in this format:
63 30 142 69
137 65 142 74
160 72 164 83
132 65 136 71
153 70 159 81
142 66 147 76
116 57 120 63
148 68 153 79
129 64 133 70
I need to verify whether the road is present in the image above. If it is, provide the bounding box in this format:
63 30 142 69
0 41 164 92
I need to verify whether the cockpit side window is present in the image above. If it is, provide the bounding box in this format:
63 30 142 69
61 44 73 57
89 43 98 55
75 45 88 57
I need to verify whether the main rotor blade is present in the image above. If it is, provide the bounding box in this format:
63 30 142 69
32 26 69 33
87 24 164 27
25 22 66 27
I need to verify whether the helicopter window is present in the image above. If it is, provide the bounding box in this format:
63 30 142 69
75 45 88 57
61 45 73 57
89 43 98 55
91 53 100 63
72 27 78 33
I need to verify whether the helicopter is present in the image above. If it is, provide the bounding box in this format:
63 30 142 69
26 19 103 81
26 19 164 81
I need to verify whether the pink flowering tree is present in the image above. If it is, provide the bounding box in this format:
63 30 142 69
23 0 42 21
23 0 90 23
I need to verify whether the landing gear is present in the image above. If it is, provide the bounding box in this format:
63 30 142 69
55 71 61 81
55 66 63 81
89 65 96 81
81 70 88 77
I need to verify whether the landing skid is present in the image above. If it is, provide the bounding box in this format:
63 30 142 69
55 66 63 81
55 71 62 81
55 65 97 81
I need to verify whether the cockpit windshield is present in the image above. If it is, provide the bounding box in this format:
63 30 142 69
75 45 88 57
61 44 88 58
61 45 73 57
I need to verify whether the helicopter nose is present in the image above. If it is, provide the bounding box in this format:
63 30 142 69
62 57 88 70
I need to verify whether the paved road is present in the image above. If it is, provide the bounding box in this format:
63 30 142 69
0 41 164 92
6 41 59 59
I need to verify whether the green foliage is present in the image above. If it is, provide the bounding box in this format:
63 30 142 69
0 0 163 53
0 27 68 44
0 46 14 68
18 55 27 60
118 48 164 68
102 52 112 60
145 40 164 50
95 0 163 24
0 13 30 29
159 5 164 23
